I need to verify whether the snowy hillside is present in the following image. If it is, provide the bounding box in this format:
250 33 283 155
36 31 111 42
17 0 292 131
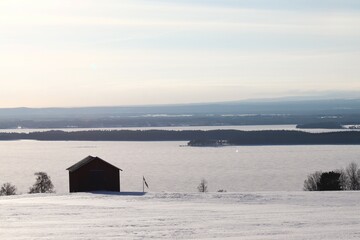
1 192 359 239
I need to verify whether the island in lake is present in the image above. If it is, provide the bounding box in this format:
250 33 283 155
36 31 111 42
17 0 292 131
1 129 360 146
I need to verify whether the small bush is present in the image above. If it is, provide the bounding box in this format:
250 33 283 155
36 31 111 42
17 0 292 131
197 178 208 193
217 189 227 192
0 182 17 196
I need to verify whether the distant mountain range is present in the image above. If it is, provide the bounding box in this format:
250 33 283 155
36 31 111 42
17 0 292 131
0 98 359 129
0 98 360 120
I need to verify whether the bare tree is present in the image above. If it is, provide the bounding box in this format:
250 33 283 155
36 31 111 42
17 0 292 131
29 172 55 193
0 182 17 196
197 178 208 193
345 162 360 190
338 169 349 190
303 171 322 191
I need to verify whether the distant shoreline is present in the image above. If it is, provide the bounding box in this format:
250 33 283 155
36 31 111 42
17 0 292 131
1 129 360 145
296 122 345 129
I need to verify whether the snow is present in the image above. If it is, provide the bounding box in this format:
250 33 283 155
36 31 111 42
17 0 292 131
0 191 359 239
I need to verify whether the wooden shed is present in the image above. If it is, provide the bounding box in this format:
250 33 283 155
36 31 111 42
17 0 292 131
67 156 122 193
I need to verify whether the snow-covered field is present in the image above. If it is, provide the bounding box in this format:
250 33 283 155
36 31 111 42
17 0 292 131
1 192 359 239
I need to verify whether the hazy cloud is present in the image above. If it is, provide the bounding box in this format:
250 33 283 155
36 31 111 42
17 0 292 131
0 0 359 107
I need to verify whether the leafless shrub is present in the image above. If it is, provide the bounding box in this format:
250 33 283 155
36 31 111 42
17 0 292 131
0 182 17 196
197 178 208 193
338 169 349 190
303 171 322 191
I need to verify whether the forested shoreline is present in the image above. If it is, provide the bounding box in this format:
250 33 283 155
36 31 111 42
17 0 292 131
1 130 360 145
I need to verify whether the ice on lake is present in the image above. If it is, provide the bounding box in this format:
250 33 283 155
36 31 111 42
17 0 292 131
0 140 359 193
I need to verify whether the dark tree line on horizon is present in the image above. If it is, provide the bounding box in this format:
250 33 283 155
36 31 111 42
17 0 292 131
1 129 360 145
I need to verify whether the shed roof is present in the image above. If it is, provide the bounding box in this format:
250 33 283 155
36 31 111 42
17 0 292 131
66 155 123 172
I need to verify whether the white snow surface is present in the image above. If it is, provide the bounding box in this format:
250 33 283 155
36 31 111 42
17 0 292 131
0 191 359 239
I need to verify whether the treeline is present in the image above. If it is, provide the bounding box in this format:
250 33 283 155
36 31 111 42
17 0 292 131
304 162 360 191
1 130 360 145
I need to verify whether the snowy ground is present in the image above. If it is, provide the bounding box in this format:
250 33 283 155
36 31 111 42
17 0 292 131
0 192 359 239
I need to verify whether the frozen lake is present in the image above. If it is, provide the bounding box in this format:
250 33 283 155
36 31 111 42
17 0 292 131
0 140 359 194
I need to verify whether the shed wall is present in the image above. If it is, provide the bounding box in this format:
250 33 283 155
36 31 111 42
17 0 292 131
69 159 120 192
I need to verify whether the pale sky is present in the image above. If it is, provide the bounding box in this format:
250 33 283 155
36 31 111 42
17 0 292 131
1 0 360 107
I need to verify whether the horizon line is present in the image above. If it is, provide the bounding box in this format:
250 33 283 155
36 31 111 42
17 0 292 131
1 95 359 110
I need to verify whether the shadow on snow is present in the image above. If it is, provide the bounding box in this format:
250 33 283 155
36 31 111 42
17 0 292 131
89 191 147 196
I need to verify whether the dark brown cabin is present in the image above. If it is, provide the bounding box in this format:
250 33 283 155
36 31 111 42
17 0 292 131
67 156 122 193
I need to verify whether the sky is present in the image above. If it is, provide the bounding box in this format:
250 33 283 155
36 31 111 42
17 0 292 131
0 0 360 107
